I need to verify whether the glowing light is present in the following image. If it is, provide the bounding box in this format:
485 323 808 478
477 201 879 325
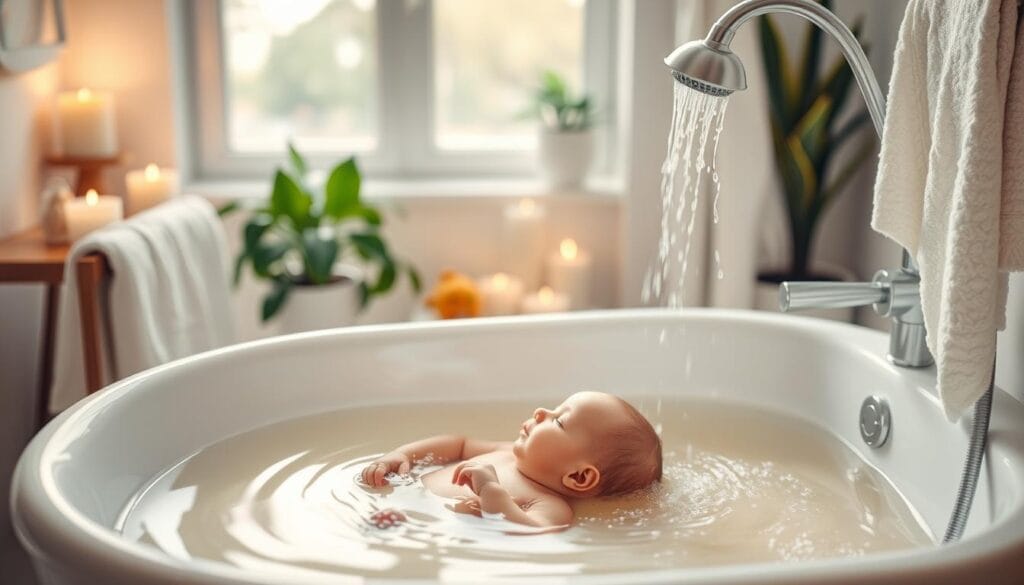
77 88 92 101
85 189 99 206
518 199 535 213
559 238 578 261
493 273 510 290
539 286 554 304
144 164 161 181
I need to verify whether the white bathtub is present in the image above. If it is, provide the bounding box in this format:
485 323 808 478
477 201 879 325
11 309 1024 584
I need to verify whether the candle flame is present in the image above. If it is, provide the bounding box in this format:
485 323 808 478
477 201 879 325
144 163 160 181
539 286 554 304
560 238 578 261
77 88 92 101
518 198 535 213
85 189 99 206
493 272 509 289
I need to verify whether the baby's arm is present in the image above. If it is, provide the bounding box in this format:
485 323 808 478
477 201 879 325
362 435 501 487
452 462 573 528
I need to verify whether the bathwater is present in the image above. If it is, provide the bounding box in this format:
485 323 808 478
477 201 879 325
643 84 729 307
118 399 932 580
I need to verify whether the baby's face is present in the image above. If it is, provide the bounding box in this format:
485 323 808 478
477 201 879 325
512 391 631 487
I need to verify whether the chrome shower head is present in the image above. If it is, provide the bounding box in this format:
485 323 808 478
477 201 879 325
664 39 747 97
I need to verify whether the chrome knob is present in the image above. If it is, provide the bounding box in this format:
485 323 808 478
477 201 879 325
859 396 891 448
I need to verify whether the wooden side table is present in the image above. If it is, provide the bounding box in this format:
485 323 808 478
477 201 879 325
0 227 108 429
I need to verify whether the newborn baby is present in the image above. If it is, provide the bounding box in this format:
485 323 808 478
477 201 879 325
361 391 662 528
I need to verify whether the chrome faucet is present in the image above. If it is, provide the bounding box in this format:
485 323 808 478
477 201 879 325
663 0 933 367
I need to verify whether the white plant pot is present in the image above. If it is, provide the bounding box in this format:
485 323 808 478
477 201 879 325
538 129 594 189
753 262 857 323
276 265 362 334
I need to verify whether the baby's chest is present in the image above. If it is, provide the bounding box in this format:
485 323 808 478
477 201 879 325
420 454 536 503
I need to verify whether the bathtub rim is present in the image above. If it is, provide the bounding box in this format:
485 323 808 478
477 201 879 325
11 308 1024 584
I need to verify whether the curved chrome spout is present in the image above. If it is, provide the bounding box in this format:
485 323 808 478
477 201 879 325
665 0 932 367
665 0 885 137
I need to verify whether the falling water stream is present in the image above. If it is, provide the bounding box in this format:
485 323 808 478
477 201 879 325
643 84 730 307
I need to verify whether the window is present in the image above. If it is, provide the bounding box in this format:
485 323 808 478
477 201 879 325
186 0 617 180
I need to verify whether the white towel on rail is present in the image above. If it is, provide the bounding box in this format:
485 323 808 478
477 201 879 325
872 0 1024 420
49 195 235 413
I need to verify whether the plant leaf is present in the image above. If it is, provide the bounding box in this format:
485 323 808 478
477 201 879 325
372 260 397 294
759 15 796 132
288 142 307 178
251 240 290 278
794 94 833 170
350 232 388 260
830 109 870 151
218 200 240 217
324 158 361 219
262 278 291 322
819 134 876 208
243 214 274 255
232 252 246 286
407 266 422 293
301 230 339 285
797 6 824 115
270 170 313 229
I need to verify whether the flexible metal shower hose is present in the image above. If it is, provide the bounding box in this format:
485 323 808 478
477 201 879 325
942 358 996 543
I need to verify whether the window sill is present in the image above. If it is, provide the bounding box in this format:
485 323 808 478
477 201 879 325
187 176 626 206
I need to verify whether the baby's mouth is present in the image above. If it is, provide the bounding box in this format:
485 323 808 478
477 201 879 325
520 422 530 437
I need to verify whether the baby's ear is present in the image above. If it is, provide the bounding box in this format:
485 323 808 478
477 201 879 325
562 464 601 494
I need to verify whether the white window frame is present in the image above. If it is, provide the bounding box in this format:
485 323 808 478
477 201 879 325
182 0 620 182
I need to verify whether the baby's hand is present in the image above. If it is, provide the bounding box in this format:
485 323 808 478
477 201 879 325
361 451 412 487
451 461 499 494
449 495 483 517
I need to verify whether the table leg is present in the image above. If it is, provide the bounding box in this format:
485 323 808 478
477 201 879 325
76 254 107 394
36 284 59 430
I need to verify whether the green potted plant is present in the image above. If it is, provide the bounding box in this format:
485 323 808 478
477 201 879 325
228 144 420 333
530 70 596 189
755 2 875 320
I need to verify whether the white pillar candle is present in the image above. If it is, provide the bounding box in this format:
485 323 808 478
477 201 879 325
65 189 123 241
478 272 524 316
501 198 546 290
546 237 593 310
126 163 179 215
56 88 119 158
521 286 569 314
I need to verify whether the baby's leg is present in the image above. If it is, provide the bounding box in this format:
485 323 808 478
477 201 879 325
369 508 406 529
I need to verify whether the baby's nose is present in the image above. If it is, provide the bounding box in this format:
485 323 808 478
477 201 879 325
533 408 551 421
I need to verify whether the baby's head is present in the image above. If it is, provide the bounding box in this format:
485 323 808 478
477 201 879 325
512 391 662 498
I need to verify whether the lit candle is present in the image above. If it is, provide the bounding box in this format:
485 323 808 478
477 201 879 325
501 198 546 290
546 237 593 310
65 189 123 241
125 163 179 215
477 272 525 316
55 88 119 157
521 286 569 315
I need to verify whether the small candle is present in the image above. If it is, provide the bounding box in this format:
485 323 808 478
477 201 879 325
521 286 569 314
56 88 119 157
501 198 546 290
478 272 525 316
65 189 123 241
546 237 593 310
126 163 179 215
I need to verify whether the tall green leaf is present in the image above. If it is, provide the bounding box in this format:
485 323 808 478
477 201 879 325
287 142 307 178
324 158 360 219
759 16 796 132
270 170 313 229
262 278 291 322
301 230 340 285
